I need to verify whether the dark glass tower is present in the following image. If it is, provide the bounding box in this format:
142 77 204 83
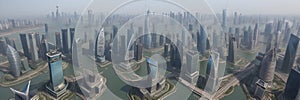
69 28 75 52
283 68 300 100
55 32 62 52
45 51 68 98
61 29 69 54
20 34 30 58
281 34 300 73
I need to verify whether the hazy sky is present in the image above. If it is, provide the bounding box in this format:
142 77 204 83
0 0 300 18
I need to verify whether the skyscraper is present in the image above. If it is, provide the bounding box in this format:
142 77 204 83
146 56 166 94
197 26 207 54
0 37 7 55
253 23 259 47
227 34 235 63
259 48 276 83
69 28 75 52
6 45 21 77
61 29 69 54
72 38 82 68
222 9 227 28
45 51 68 98
19 34 30 58
184 50 200 85
134 42 143 62
235 28 240 48
95 28 105 63
283 68 300 100
40 35 49 60
281 34 300 73
10 81 31 100
28 33 38 62
45 24 48 38
205 51 220 94
55 32 62 52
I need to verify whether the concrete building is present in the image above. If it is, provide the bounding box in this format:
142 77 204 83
184 50 200 85
254 79 268 99
28 33 39 62
45 51 68 98
55 32 62 52
78 69 105 99
6 45 21 77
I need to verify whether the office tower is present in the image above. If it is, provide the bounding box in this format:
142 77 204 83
283 22 291 43
78 69 105 99
144 10 151 49
146 57 166 94
61 29 69 54
275 31 281 50
20 58 31 74
35 33 41 50
205 51 220 94
55 32 62 52
164 43 169 57
281 34 300 73
0 37 7 55
56 6 60 19
28 33 38 62
6 45 21 77
222 9 227 28
297 26 300 36
96 28 106 63
264 23 273 34
227 34 235 63
20 34 30 58
89 40 95 56
134 42 142 62
45 51 68 98
69 28 75 51
45 24 48 38
234 12 238 25
235 28 240 48
5 37 11 46
40 35 49 60
283 68 300 100
112 25 118 40
10 81 31 100
151 33 158 48
248 26 253 49
159 35 164 46
259 48 276 83
197 26 207 54
88 10 94 25
184 50 200 85
253 23 259 47
73 38 82 68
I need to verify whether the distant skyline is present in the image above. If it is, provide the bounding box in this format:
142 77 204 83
1 0 300 18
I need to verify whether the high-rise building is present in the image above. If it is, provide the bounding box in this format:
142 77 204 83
20 34 30 58
78 69 105 99
222 9 227 28
134 42 143 62
28 33 39 62
184 50 200 85
45 51 68 98
40 35 49 60
283 68 300 100
69 28 75 52
264 23 273 34
55 32 62 51
205 51 220 94
227 34 235 63
10 81 31 100
254 79 268 99
197 26 207 54
72 38 82 68
163 43 169 57
6 45 21 77
45 24 48 38
0 37 7 55
235 28 240 48
95 28 105 63
281 34 300 73
61 29 69 54
146 57 166 94
259 48 276 83
253 23 259 47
